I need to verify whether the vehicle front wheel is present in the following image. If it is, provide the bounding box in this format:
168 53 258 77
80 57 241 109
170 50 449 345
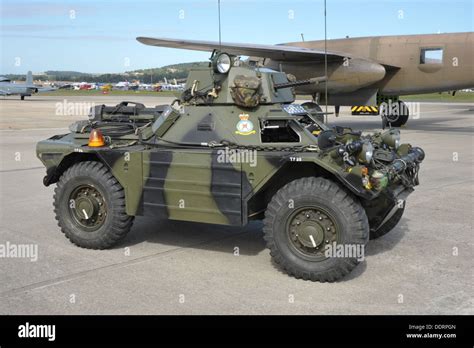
53 161 134 249
263 177 369 282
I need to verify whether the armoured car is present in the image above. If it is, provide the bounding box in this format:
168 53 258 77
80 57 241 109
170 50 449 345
37 52 425 281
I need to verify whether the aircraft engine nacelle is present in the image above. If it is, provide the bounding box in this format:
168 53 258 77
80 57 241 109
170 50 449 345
328 58 386 93
284 58 386 95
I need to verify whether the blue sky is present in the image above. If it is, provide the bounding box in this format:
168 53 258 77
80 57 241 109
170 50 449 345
1 0 472 74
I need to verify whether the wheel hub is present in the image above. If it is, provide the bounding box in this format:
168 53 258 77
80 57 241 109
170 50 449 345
69 185 107 231
297 222 324 248
75 196 97 220
288 208 337 256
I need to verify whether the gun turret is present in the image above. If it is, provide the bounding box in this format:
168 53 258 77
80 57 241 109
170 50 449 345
182 52 324 106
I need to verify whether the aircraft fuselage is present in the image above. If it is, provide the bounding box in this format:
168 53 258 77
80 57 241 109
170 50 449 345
273 32 473 102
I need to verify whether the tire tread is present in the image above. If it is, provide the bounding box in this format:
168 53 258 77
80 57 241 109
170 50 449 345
53 161 134 249
263 177 369 282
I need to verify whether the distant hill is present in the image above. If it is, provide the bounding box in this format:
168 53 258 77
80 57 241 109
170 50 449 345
45 70 91 77
125 62 208 84
2 62 208 83
130 62 208 75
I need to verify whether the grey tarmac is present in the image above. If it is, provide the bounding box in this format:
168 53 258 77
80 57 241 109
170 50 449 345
0 96 472 314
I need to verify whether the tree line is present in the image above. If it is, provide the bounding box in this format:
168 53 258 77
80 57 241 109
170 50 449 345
3 62 207 83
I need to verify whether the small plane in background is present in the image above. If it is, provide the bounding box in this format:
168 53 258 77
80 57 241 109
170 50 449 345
0 71 57 100
159 77 186 91
137 32 474 126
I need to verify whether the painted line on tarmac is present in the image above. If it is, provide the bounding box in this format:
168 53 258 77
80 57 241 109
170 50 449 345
417 102 474 106
419 108 467 114
0 166 43 173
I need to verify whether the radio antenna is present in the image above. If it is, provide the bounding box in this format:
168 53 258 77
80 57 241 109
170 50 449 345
218 0 222 51
324 0 328 122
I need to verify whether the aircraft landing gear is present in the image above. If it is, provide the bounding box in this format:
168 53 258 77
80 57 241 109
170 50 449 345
380 100 409 128
20 95 25 100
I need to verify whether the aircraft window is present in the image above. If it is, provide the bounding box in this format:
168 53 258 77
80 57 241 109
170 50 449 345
420 48 443 64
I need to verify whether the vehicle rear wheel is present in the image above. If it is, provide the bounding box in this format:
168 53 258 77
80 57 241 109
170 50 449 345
301 102 325 123
263 177 369 282
369 206 405 240
54 161 134 249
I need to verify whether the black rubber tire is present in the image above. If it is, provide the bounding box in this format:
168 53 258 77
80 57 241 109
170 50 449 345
369 206 405 240
54 161 134 249
301 102 325 123
381 101 409 127
263 177 369 282
389 114 409 127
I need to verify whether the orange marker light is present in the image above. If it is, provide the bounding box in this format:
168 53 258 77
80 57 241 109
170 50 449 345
88 129 105 147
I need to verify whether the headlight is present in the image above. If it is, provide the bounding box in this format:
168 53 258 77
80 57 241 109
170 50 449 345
214 53 231 74
394 137 400 149
358 142 374 163
381 129 400 149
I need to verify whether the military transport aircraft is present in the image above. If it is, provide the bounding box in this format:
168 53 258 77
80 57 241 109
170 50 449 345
0 71 57 100
137 32 474 126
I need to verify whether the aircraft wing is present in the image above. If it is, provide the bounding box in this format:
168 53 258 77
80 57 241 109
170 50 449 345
137 37 348 62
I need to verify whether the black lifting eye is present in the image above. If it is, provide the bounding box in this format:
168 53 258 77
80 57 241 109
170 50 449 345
317 130 336 150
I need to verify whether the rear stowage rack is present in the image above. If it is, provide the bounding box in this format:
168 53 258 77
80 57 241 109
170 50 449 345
88 101 169 122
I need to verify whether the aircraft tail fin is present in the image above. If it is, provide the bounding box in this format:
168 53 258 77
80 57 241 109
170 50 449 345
26 71 33 85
